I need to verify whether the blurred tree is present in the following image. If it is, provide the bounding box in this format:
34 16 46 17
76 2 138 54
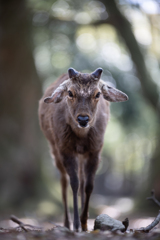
102 0 160 199
0 0 42 209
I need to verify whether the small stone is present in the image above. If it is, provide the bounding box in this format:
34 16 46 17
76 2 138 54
94 214 125 232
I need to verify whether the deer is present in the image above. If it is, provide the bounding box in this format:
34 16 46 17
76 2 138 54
38 67 128 232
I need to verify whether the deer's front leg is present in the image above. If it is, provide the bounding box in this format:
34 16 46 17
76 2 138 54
62 154 80 231
80 152 99 231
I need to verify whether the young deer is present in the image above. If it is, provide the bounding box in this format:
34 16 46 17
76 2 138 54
38 68 128 231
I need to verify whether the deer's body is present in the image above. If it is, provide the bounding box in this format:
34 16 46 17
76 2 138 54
38 68 128 231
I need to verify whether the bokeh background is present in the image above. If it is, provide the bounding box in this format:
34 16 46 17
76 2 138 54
0 0 160 227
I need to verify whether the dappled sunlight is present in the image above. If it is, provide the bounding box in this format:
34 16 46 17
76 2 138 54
37 201 58 216
51 51 71 69
76 33 96 52
116 54 133 72
50 0 108 23
50 34 71 51
101 206 120 218
74 12 92 24
87 1 106 15
131 217 157 229
101 43 133 71
51 0 75 20
134 27 152 46
141 0 160 15
91 196 134 219
114 198 134 213
34 45 52 76
118 73 141 91
145 56 160 86
101 43 121 63
97 25 118 43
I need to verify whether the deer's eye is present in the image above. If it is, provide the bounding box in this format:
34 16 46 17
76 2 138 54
68 90 73 98
95 92 101 99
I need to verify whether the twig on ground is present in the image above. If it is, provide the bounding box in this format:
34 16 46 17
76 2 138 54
10 215 42 232
137 210 160 233
10 215 28 232
147 189 160 207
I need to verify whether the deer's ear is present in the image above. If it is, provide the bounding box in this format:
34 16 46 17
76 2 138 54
101 84 128 102
44 91 65 103
44 79 70 103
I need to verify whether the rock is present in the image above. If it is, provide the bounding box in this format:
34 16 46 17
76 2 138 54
94 214 125 232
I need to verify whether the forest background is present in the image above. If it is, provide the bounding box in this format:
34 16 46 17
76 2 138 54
0 0 160 228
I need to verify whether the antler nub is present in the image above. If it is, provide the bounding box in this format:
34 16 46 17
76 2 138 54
92 68 103 80
68 68 79 79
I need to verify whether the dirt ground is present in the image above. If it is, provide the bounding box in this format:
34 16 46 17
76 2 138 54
1 216 160 240
1 225 160 240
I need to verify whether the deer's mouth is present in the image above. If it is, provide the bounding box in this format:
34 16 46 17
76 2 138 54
78 123 90 129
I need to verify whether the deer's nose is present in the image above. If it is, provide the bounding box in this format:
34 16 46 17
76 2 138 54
77 115 89 127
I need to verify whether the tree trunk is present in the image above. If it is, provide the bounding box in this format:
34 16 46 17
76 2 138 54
0 0 42 208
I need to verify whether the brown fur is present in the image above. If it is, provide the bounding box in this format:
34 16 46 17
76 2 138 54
38 69 128 231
